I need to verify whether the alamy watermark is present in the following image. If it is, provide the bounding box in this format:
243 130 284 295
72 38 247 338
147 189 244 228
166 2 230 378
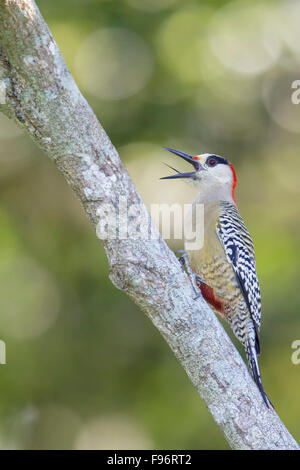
291 340 300 365
0 340 6 365
291 80 300 104
0 81 6 105
95 196 204 251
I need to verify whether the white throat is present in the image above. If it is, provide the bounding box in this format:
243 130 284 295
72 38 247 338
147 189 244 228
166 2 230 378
194 179 235 205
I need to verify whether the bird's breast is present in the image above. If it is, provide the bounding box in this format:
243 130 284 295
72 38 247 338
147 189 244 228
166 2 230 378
184 202 241 316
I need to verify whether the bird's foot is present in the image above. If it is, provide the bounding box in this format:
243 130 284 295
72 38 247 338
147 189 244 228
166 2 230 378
176 249 187 269
193 274 208 300
175 250 203 299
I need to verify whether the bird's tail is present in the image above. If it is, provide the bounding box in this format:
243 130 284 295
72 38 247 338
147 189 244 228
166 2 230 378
246 341 273 409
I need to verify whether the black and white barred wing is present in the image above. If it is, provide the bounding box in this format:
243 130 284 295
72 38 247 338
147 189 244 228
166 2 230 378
216 202 262 352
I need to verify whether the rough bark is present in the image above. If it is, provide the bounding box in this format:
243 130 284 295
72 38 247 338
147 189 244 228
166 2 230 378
0 0 298 450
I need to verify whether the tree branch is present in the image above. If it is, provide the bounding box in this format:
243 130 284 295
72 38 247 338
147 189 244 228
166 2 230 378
0 0 298 450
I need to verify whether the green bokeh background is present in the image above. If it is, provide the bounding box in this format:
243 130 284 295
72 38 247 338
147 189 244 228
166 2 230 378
0 0 299 449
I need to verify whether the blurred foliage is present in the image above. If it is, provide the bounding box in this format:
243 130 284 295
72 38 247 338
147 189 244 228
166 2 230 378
0 0 299 449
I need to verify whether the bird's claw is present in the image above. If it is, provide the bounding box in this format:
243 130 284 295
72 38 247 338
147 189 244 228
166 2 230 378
175 249 204 299
175 249 187 269
193 292 202 301
195 274 206 286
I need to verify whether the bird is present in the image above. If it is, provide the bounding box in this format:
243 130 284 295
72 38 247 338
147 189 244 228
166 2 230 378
161 147 272 408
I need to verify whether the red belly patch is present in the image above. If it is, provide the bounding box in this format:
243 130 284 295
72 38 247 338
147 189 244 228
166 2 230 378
198 282 224 315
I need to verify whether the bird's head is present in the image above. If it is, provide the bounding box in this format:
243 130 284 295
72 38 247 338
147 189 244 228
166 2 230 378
161 147 237 203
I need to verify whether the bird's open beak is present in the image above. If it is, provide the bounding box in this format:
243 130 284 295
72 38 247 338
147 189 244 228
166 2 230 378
160 147 204 180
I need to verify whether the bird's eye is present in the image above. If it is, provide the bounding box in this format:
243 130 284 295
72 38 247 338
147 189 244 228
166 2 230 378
207 157 217 167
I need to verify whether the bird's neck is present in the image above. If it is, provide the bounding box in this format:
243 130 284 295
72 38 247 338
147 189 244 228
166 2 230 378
194 185 235 206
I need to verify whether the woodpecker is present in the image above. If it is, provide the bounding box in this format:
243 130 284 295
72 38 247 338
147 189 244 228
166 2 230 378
161 147 272 408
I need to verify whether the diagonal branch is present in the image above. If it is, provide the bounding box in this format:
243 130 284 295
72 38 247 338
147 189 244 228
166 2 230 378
0 0 298 450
